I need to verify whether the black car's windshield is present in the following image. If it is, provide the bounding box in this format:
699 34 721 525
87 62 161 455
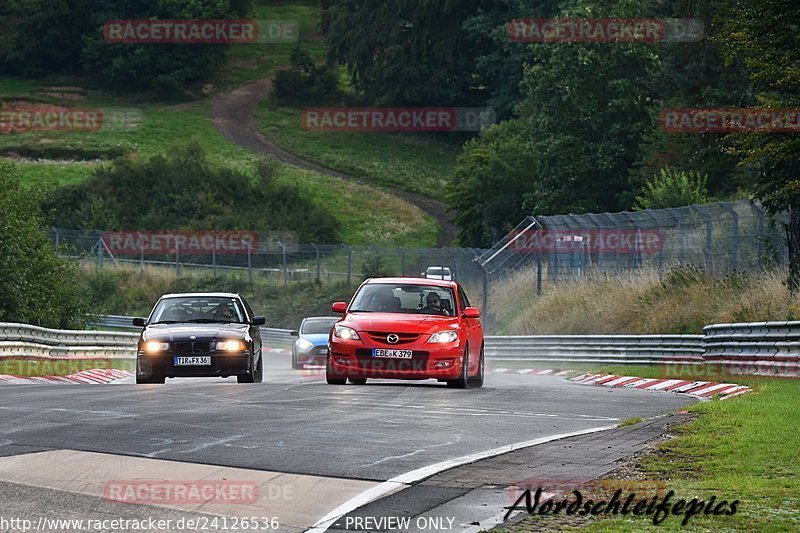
349 284 455 316
301 318 339 335
150 297 246 324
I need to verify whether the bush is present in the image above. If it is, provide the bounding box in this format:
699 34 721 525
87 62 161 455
44 142 340 243
361 253 393 279
272 46 340 105
635 167 711 210
0 161 89 328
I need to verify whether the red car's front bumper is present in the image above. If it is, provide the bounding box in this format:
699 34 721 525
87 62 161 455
328 340 464 380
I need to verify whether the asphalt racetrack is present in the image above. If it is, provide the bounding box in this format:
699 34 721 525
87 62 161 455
0 353 697 532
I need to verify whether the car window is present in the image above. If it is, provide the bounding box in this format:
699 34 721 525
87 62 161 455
349 283 455 316
301 319 339 335
150 297 246 324
458 286 470 312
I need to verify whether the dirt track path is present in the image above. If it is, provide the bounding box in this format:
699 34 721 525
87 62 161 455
209 77 456 247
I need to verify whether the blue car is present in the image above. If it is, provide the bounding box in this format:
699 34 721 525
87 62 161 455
291 316 339 369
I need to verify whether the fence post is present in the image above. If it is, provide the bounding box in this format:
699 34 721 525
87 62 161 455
53 228 60 248
347 247 352 287
751 201 766 262
138 232 144 271
247 246 253 283
212 241 216 277
277 241 287 285
537 236 543 296
97 236 103 268
721 203 739 272
312 243 320 282
175 241 180 275
400 248 405 276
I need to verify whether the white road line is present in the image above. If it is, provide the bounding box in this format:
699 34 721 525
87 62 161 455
304 424 618 533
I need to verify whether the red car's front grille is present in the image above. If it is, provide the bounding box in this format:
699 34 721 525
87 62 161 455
364 332 421 345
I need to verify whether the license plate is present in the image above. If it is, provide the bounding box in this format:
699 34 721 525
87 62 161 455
174 356 211 366
372 349 412 359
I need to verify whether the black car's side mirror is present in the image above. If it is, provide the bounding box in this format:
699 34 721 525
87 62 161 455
132 317 147 327
251 316 266 326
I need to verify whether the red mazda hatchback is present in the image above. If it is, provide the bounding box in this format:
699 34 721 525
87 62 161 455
326 278 484 388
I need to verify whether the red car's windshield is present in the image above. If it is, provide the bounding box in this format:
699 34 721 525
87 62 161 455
349 284 455 316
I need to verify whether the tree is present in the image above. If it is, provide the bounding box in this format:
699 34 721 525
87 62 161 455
716 0 800 289
322 0 484 105
447 119 535 246
81 0 253 95
0 162 88 328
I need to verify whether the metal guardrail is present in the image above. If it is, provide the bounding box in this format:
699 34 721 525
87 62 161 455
0 322 137 360
703 321 800 374
2 318 797 375
484 335 704 364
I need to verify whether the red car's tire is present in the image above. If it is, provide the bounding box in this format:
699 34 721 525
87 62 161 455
468 344 484 388
326 357 346 385
447 346 469 389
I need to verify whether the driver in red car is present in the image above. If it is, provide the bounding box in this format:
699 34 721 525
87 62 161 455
422 292 449 316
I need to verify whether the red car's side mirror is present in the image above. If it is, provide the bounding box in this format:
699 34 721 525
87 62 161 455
332 302 348 314
463 307 481 319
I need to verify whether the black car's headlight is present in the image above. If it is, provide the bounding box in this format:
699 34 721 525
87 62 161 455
143 341 169 353
216 339 247 352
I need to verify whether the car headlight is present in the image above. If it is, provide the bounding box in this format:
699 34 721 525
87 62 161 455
295 339 314 352
333 324 360 341
143 341 169 353
428 330 459 344
217 339 246 352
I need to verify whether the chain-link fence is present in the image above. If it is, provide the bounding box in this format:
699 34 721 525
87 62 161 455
475 200 787 331
48 227 488 296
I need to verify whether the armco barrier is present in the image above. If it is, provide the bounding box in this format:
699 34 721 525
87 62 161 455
484 335 704 364
0 322 137 360
3 318 797 376
703 321 800 375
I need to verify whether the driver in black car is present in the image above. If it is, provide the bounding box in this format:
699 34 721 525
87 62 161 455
214 303 236 321
421 292 449 316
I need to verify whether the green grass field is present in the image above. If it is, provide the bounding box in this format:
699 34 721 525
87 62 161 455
255 102 462 199
497 366 800 532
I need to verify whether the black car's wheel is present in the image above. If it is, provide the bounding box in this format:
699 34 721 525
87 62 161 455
238 352 262 384
252 353 263 383
136 375 165 384
447 346 469 389
468 344 484 388
326 357 346 385
349 378 367 385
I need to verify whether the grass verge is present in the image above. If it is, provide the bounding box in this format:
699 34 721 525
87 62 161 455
498 371 800 531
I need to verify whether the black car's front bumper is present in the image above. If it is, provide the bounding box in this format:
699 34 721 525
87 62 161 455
137 351 252 378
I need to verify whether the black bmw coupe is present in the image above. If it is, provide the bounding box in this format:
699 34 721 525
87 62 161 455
133 293 265 384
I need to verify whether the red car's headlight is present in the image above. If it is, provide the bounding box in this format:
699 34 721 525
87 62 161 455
428 330 459 344
333 324 360 341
